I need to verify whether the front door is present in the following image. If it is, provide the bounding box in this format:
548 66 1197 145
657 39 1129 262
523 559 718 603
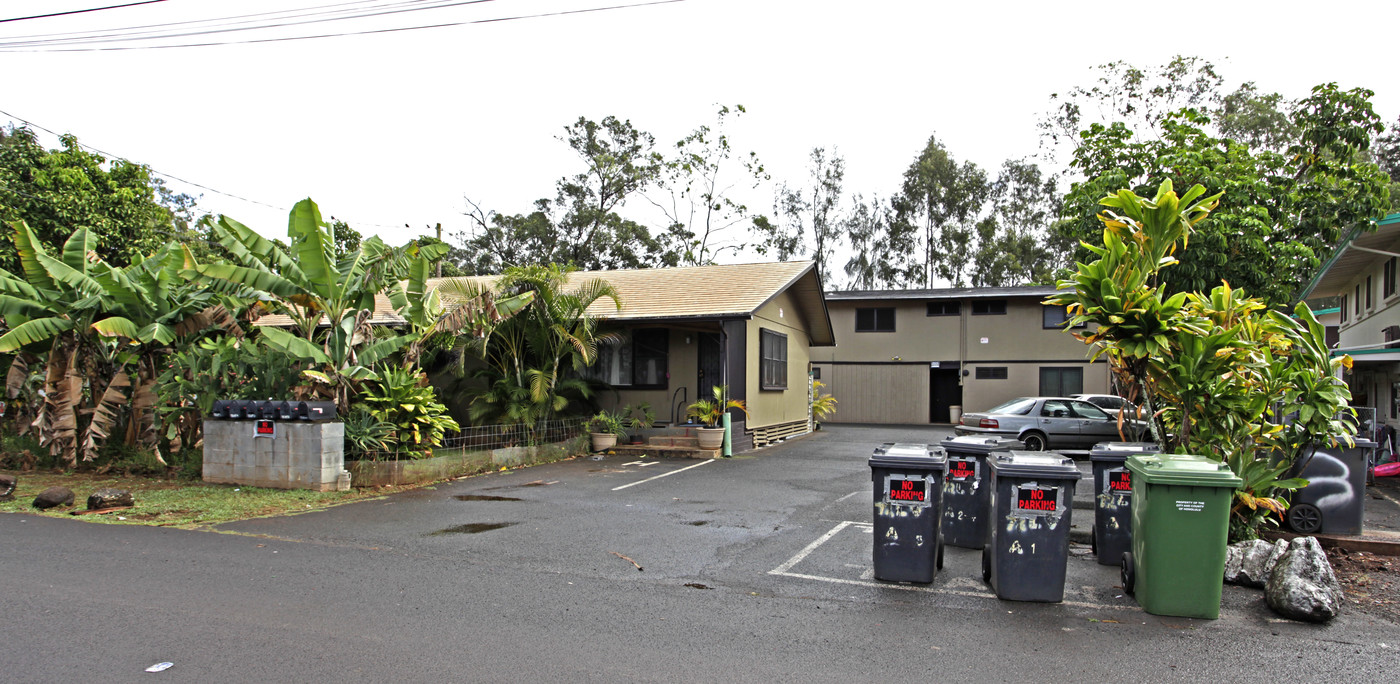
698 333 723 398
929 366 960 423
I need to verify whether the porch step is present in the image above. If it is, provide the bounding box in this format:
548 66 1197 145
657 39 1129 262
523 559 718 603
605 444 720 460
646 435 701 448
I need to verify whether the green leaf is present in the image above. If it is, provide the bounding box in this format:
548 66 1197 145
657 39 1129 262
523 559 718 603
91 316 142 340
258 326 332 364
0 316 74 352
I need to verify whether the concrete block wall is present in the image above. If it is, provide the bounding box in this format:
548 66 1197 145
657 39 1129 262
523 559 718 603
203 420 350 492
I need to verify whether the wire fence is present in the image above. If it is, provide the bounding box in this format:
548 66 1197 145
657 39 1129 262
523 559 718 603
348 418 587 462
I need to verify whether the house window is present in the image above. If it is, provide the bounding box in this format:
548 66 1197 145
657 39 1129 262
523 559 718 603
975 367 1008 380
972 300 1006 315
855 307 895 332
631 328 669 388
1039 367 1084 396
1341 295 1349 323
1385 257 1397 298
1042 305 1084 329
1355 284 1362 316
926 301 960 316
1366 276 1374 310
811 366 821 381
760 329 788 390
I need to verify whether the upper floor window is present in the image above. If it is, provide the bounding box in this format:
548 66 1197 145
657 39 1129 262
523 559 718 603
1341 295 1349 323
971 299 1007 315
1042 305 1084 329
1384 257 1397 298
760 329 788 390
855 307 895 332
1355 284 1362 315
926 301 960 316
1366 276 1374 309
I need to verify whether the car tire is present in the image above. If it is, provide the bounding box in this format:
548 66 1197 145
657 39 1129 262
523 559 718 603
1021 431 1048 451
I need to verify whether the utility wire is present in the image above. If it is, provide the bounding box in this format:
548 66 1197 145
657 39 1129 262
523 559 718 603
0 0 682 51
0 109 408 231
0 0 167 25
0 0 485 47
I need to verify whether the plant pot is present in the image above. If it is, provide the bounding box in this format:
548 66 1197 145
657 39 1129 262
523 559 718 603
696 427 725 450
590 433 618 452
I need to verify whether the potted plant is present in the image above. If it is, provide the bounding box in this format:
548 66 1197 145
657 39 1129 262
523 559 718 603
586 411 627 452
685 385 749 450
622 403 655 445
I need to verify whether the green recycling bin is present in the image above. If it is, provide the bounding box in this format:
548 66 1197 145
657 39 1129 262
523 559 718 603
1121 454 1242 619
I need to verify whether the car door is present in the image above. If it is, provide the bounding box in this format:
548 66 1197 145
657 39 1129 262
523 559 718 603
1071 400 1119 447
1036 399 1080 448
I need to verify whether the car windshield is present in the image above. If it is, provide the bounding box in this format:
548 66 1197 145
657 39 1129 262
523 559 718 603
987 398 1036 415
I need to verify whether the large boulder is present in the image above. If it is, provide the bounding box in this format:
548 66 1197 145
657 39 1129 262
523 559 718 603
1266 536 1344 623
87 488 134 510
0 473 15 502
32 486 75 510
1225 539 1289 588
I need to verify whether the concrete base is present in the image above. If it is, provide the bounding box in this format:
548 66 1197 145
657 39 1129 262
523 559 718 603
348 436 586 488
203 420 349 492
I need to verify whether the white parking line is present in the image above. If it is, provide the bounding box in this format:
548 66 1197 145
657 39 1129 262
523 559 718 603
611 459 715 491
835 490 865 502
768 520 1137 611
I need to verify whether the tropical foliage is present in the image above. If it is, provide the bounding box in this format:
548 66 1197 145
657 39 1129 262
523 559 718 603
1047 181 1355 540
686 385 749 427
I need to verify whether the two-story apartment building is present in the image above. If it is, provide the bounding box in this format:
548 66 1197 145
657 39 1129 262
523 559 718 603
1299 212 1400 434
811 286 1108 424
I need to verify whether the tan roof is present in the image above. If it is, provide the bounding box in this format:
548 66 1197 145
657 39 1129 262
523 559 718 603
256 261 835 345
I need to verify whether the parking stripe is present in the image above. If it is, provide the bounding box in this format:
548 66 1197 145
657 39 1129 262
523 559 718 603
611 459 715 491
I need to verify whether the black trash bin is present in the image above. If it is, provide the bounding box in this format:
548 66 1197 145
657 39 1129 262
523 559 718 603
1089 442 1161 566
981 451 1082 602
940 435 1020 548
1287 439 1377 535
869 443 948 583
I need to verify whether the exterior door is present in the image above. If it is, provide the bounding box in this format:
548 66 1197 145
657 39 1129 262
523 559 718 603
698 333 723 398
929 366 960 423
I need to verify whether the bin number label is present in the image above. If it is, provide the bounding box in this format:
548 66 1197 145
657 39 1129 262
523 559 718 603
1107 468 1132 493
887 476 927 503
1016 486 1057 512
946 458 977 482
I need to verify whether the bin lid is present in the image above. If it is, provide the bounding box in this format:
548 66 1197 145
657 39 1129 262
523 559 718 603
988 451 1081 480
941 435 1022 455
869 443 947 471
1125 454 1243 488
1089 442 1162 463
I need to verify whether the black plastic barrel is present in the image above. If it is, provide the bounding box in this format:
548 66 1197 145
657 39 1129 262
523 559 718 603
869 443 947 583
981 451 1082 602
1089 442 1161 565
940 435 1020 548
1287 439 1377 535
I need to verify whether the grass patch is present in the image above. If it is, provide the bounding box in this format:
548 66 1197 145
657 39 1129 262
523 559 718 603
0 470 383 528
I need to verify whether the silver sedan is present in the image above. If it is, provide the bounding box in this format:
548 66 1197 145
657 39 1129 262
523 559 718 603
954 397 1138 451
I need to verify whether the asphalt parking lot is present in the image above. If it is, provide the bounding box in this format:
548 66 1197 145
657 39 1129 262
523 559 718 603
4 424 1399 682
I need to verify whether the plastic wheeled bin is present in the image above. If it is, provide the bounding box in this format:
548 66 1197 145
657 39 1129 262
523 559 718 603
1121 453 1242 619
869 443 947 583
1286 439 1376 535
1089 442 1161 565
940 435 1020 549
980 451 1081 602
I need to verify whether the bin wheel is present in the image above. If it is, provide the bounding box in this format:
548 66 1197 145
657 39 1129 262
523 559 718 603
1287 503 1323 534
1090 528 1097 556
1121 552 1135 596
981 544 992 583
1021 431 1048 451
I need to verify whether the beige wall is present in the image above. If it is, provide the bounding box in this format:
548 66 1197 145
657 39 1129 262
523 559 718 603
811 300 960 362
746 290 814 428
960 362 1109 412
813 362 928 424
965 299 1096 361
600 326 702 424
1335 231 1399 349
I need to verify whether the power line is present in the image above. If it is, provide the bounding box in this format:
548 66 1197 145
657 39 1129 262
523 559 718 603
0 0 167 25
0 0 488 48
0 0 683 51
0 109 408 231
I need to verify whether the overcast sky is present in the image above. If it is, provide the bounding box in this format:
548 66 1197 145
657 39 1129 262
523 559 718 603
2 0 1395 271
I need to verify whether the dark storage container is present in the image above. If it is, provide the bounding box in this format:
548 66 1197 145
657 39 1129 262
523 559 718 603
1089 442 1161 565
940 435 1020 548
981 451 1081 602
294 401 338 421
869 443 948 583
1286 439 1376 535
276 401 295 421
210 400 234 419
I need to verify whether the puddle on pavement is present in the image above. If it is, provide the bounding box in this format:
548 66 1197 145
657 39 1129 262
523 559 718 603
454 495 522 502
685 520 710 526
427 522 518 536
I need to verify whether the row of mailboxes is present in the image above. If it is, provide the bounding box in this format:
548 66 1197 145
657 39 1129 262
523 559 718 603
210 400 338 422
